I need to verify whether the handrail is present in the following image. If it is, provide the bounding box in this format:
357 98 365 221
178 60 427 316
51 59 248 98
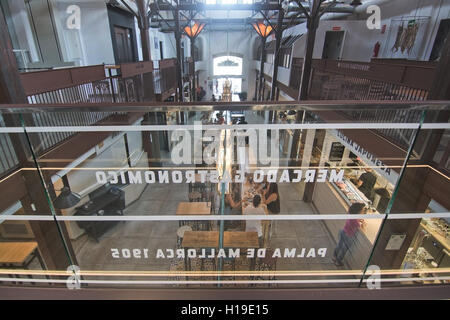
0 100 449 113
311 59 436 91
159 58 177 68
20 64 107 96
20 61 175 97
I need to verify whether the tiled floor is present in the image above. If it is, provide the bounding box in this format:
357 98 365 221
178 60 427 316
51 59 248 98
71 180 339 274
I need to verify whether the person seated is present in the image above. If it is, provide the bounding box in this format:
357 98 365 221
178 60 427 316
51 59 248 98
224 188 242 230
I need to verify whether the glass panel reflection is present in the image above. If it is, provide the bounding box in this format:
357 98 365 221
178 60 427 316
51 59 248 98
0 103 448 289
63 217 384 289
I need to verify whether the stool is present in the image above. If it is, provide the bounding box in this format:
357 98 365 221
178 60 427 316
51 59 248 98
188 191 202 202
256 248 278 287
177 225 192 248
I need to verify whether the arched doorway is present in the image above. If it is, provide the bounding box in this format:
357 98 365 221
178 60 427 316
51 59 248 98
213 55 243 97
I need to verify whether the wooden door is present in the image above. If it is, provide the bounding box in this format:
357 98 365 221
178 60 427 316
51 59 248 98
114 26 133 63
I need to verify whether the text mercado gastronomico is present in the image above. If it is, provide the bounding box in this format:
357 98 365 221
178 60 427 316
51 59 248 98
95 125 345 185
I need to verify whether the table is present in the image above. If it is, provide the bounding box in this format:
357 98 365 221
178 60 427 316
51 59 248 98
182 231 219 248
176 202 212 230
224 231 259 273
224 231 259 248
176 202 211 215
0 242 46 283
181 231 219 271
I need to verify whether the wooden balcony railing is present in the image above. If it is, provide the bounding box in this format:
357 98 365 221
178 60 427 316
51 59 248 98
308 59 437 101
21 64 110 104
289 58 304 90
307 59 438 149
20 60 179 104
106 61 155 103
155 58 178 100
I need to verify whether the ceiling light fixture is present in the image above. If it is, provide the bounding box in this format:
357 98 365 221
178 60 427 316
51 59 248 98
251 21 273 38
184 21 206 39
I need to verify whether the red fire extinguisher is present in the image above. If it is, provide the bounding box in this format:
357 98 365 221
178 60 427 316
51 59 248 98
373 41 381 58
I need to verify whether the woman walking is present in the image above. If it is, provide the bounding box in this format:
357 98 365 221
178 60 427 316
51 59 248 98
332 202 367 267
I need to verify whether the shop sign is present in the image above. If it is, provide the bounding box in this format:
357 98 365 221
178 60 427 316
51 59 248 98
333 130 399 185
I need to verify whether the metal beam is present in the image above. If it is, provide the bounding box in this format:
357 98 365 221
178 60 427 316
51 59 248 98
258 36 266 101
174 8 183 103
270 9 284 101
150 17 307 24
150 3 281 11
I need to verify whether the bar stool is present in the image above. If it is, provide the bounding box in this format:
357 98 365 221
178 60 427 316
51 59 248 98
255 248 278 287
188 191 202 202
176 225 192 248
200 249 217 272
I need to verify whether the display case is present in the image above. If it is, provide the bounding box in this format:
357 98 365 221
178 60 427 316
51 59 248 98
332 178 372 207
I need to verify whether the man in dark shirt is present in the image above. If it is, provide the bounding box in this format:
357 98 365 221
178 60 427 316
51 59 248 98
357 167 377 199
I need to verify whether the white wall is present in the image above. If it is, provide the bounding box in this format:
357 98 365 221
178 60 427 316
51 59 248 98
374 0 450 60
284 0 450 62
50 0 115 66
277 67 291 87
149 29 177 61
195 30 257 97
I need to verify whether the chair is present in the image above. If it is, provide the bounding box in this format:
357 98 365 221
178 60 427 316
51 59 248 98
176 225 192 248
188 191 202 202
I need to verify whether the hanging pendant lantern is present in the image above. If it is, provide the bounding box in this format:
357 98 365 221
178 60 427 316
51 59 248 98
252 21 273 38
184 21 206 39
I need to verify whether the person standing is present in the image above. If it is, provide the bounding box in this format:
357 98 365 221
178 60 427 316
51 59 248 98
262 182 280 241
357 167 377 200
243 195 267 247
263 183 280 215
332 203 367 267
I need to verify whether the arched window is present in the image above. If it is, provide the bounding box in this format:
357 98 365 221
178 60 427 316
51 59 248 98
213 55 243 76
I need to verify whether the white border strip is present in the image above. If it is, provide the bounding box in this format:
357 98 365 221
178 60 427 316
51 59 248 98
421 123 450 129
0 277 449 285
387 213 450 219
1 213 448 221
